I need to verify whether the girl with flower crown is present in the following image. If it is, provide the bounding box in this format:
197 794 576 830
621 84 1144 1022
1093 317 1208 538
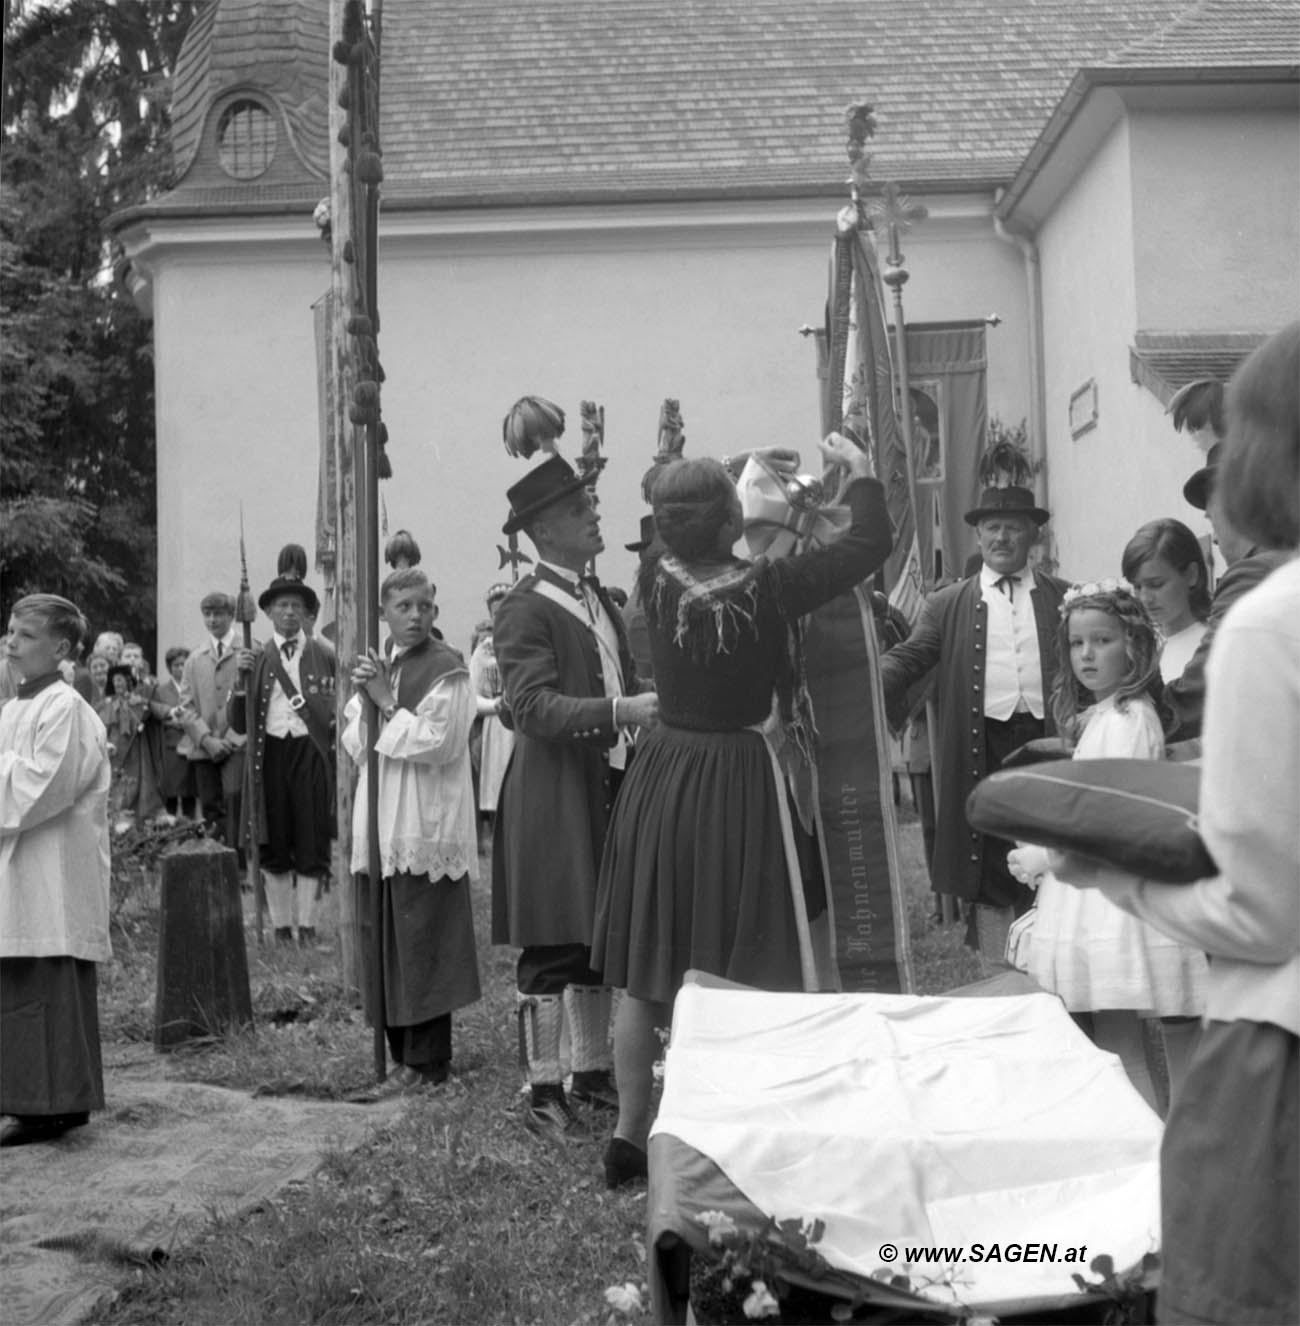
1007 579 1206 1108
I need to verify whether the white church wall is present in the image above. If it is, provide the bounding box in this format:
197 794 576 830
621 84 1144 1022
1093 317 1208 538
136 196 1031 657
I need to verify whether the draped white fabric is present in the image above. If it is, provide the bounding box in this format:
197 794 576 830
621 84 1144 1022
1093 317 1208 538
653 985 1161 1307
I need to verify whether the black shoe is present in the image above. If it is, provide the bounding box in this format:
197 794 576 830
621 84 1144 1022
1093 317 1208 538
297 926 316 946
1 1112 89 1147
415 1060 450 1087
525 1085 591 1143
274 926 295 946
571 1069 619 1111
603 1136 648 1189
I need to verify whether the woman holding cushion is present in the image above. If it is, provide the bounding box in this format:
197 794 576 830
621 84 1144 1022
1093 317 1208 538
1052 323 1299 1325
1121 518 1211 685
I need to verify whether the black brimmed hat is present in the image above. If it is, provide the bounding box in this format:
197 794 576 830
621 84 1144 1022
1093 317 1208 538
963 485 1050 527
625 514 657 552
258 574 319 615
1182 442 1222 511
502 455 593 535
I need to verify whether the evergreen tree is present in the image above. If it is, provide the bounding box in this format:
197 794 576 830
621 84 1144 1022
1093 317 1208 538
1 1 198 658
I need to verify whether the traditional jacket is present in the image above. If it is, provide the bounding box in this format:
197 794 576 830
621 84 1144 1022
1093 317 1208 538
880 568 1067 902
227 635 337 846
491 569 640 948
0 678 112 962
1163 547 1288 741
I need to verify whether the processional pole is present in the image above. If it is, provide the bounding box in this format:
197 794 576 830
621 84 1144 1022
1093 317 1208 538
332 0 388 1082
235 508 264 946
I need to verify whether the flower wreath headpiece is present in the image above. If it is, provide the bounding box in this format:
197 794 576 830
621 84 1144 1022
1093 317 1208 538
1059 576 1137 618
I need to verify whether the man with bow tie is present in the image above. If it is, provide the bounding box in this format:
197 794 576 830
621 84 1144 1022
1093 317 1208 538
230 558 337 946
492 456 658 1142
881 487 1067 960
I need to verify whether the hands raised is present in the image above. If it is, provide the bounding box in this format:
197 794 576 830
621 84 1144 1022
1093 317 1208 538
818 431 873 479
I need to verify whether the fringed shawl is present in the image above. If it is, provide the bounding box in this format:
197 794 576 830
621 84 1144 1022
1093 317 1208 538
641 554 763 666
639 552 819 792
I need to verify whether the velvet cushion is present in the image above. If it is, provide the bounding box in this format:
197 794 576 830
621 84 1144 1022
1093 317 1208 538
966 758 1216 884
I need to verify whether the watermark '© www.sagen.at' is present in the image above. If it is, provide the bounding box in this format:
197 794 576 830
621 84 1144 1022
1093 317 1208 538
876 1242 1091 1265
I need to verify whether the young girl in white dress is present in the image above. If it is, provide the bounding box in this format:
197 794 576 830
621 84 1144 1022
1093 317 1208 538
1008 580 1206 1109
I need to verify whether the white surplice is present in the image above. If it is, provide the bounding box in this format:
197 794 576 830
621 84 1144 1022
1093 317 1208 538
342 672 479 882
1 682 112 961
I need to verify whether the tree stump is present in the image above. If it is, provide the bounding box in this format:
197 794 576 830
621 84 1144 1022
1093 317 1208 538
154 837 254 1050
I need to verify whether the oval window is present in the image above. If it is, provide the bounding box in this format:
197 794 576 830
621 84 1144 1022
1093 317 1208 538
217 99 277 180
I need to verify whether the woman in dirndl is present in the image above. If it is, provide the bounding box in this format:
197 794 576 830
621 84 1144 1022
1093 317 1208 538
592 432 891 1187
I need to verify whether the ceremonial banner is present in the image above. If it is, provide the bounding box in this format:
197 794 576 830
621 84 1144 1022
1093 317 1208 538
905 325 988 584
811 217 917 992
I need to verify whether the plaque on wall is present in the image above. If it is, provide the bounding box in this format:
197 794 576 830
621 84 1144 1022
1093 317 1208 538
1069 379 1099 439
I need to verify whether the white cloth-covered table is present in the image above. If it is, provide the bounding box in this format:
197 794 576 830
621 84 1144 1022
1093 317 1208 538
649 980 1161 1319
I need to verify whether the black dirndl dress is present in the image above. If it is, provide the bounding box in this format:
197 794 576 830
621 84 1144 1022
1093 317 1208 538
592 476 891 1004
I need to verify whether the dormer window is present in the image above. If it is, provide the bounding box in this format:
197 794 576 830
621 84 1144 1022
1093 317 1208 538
217 98 277 180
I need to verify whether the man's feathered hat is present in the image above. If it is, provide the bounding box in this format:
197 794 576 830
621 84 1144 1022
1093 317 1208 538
258 543 320 615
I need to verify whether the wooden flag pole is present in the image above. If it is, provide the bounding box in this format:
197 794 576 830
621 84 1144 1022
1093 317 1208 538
235 508 264 946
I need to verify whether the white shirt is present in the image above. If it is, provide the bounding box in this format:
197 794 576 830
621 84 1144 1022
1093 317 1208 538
264 632 309 739
979 563 1044 720
537 560 629 769
208 627 238 660
1158 620 1208 684
0 682 112 961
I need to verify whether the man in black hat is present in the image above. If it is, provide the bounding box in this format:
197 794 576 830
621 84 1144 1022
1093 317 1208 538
230 556 337 945
1165 443 1288 742
881 486 1067 959
492 456 658 1141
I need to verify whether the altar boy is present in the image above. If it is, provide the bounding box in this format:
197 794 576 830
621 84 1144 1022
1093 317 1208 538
1 595 112 1146
344 569 482 1086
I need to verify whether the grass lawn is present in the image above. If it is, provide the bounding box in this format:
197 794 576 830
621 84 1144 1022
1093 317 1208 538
90 800 983 1326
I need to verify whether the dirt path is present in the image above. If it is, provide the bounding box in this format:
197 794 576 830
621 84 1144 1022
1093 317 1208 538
1 1045 403 1326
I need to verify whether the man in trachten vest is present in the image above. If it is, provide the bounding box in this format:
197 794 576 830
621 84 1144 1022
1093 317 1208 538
881 486 1067 960
491 456 658 1142
230 556 337 947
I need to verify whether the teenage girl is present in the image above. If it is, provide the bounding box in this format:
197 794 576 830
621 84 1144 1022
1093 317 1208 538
1008 579 1206 1108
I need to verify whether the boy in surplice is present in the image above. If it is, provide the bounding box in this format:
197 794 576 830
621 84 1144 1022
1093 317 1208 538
344 568 482 1086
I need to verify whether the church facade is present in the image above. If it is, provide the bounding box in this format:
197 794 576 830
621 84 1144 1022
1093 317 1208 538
110 0 1299 656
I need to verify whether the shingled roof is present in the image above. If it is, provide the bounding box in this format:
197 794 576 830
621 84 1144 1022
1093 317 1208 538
1105 0 1300 67
1130 331 1270 406
167 0 329 192
377 0 1192 207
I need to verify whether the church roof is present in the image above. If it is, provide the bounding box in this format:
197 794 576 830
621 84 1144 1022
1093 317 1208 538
1104 0 1300 67
377 0 1190 207
166 0 329 193
127 0 1294 222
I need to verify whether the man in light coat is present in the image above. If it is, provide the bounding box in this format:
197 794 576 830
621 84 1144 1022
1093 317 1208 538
179 592 251 846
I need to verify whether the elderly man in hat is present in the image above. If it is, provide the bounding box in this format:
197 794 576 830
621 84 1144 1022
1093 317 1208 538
881 485 1067 958
230 555 337 945
1164 442 1290 744
492 456 658 1141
